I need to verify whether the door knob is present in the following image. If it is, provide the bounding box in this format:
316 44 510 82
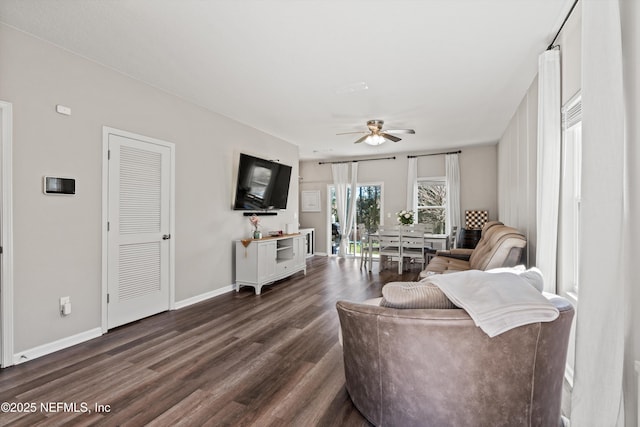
162 234 171 240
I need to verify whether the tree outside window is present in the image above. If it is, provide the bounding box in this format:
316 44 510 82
356 186 381 234
417 179 446 233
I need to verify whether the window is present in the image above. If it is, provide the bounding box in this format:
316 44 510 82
559 94 582 299
559 93 581 389
417 178 446 233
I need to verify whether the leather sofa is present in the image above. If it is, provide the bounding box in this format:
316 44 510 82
422 221 526 274
336 295 574 427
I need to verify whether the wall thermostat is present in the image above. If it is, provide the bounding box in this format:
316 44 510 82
44 177 76 195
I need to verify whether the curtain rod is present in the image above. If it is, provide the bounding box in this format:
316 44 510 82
547 0 579 50
318 156 396 165
407 150 461 159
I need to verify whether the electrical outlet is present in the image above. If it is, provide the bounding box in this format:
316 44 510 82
60 296 71 316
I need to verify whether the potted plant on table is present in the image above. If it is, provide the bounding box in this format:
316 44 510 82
396 210 415 225
249 214 262 239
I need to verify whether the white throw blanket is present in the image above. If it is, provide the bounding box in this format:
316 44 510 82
427 270 559 337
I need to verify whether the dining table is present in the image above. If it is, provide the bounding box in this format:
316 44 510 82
366 231 449 272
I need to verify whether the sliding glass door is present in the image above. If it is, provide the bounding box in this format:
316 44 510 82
329 183 382 256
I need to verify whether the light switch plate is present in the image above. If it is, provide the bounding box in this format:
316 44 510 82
56 104 71 115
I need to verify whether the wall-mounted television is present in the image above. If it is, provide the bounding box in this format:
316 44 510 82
233 153 292 211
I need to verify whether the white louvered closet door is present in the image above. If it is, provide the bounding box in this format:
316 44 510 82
107 134 171 329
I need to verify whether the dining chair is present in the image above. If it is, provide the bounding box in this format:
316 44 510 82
450 225 458 249
400 224 427 271
424 224 456 263
378 226 402 273
419 222 435 260
358 224 375 269
347 226 359 255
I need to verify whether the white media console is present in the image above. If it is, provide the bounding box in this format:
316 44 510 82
235 233 307 295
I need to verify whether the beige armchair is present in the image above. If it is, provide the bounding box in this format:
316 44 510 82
422 221 526 275
337 295 574 427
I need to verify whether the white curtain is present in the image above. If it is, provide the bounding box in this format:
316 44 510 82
535 49 561 294
331 162 358 257
406 157 417 222
346 162 358 253
571 0 626 425
445 153 460 235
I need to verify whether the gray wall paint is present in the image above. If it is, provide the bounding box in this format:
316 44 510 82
299 144 498 254
0 24 299 352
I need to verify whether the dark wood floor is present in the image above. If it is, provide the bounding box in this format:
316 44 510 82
0 256 421 426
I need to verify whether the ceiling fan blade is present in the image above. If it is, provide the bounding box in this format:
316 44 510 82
384 129 415 134
354 135 370 144
381 133 401 142
337 131 368 135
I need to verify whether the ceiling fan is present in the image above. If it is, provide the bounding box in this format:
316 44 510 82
337 119 415 145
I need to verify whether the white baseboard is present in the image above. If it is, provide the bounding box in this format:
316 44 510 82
13 327 102 365
173 285 233 310
10 287 234 366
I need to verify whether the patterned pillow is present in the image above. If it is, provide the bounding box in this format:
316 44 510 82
380 281 457 309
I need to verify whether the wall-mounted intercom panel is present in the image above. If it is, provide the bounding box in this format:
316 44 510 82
43 177 76 195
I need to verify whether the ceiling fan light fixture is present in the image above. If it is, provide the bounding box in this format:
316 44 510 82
365 134 385 145
339 119 414 145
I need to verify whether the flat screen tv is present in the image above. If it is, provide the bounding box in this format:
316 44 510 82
233 153 292 211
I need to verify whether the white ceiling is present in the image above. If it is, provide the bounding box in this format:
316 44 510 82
0 0 571 160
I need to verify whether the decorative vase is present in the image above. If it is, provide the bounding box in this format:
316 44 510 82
253 230 262 239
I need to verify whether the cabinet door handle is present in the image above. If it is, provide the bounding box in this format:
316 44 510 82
162 234 171 240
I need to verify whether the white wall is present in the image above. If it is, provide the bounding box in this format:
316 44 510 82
299 144 498 254
621 0 640 424
560 2 582 104
0 24 299 354
497 77 538 266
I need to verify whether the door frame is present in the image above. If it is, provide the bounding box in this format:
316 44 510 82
101 126 175 333
0 101 14 367
326 181 384 257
